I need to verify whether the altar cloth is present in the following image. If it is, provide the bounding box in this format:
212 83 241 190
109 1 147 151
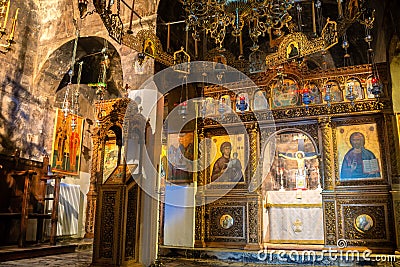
265 190 324 244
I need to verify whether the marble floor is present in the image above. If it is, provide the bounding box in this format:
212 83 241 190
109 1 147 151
0 251 265 267
0 254 362 267
0 251 269 267
0 250 399 267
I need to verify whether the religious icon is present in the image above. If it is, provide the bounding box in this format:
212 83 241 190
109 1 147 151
220 214 234 229
324 80 343 103
103 130 119 183
337 123 381 181
287 42 299 58
271 78 300 108
218 95 231 115
167 132 194 183
51 109 84 175
354 214 374 233
209 134 247 183
279 151 318 189
308 83 322 104
211 142 244 182
202 97 216 117
264 132 320 190
253 90 268 111
143 39 155 57
345 78 364 100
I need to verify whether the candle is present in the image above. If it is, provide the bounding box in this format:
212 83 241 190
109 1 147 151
1 0 10 31
8 7 18 41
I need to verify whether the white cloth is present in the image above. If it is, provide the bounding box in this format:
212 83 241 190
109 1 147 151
265 190 324 243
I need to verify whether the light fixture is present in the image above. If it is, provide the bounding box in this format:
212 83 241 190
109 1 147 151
0 0 19 53
369 75 382 97
137 52 147 66
236 94 248 114
345 81 356 105
324 84 332 107
301 84 313 108
183 0 294 51
61 29 83 131
360 9 383 98
179 101 188 120
179 75 189 120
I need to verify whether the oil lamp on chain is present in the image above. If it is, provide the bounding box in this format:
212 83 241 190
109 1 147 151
345 81 356 105
236 94 248 114
302 84 313 108
324 84 332 107
361 8 383 98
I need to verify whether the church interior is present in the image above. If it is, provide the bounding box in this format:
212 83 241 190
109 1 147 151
0 0 400 266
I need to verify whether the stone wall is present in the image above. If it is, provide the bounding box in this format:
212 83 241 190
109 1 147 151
0 0 157 158
0 0 159 242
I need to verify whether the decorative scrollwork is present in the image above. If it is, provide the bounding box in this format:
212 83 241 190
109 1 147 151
248 201 259 243
99 191 116 258
208 204 245 242
109 14 123 43
323 201 337 245
202 100 388 129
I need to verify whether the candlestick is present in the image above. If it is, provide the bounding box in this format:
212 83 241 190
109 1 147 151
279 168 285 191
316 167 322 191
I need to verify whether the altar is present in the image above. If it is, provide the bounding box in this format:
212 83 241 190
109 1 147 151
264 190 324 244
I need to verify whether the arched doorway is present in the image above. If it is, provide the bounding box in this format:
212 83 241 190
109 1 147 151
261 129 324 245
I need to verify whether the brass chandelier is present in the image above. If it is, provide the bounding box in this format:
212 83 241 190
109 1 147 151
183 0 294 51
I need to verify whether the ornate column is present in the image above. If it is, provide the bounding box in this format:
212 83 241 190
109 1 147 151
85 135 101 238
386 114 400 252
318 116 335 190
194 129 206 247
249 123 258 188
244 123 262 250
196 129 205 186
318 116 337 247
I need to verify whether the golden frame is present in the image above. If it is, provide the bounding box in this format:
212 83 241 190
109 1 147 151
336 123 382 181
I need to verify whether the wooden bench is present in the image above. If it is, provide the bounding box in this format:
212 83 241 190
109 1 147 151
0 154 63 247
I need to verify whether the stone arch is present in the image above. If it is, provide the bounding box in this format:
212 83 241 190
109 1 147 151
34 36 123 100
